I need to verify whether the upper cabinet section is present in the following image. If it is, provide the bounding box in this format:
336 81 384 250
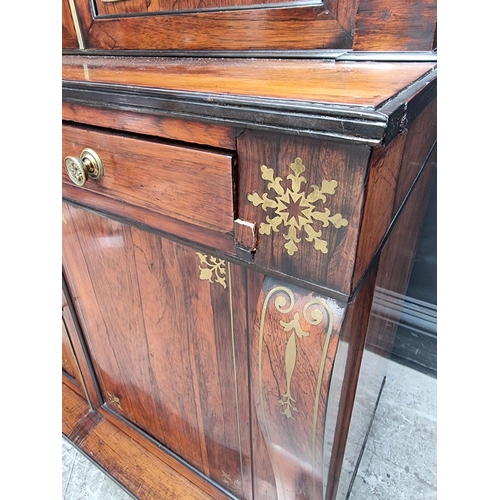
63 0 436 53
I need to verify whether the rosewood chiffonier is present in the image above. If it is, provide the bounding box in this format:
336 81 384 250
62 0 437 498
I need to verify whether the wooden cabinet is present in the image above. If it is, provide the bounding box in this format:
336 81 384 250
62 1 436 498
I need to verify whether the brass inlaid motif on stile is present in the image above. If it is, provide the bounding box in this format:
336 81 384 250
196 252 227 288
257 284 336 499
278 312 309 419
248 157 348 256
106 391 122 410
195 253 245 495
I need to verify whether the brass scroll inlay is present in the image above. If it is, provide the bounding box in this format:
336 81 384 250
279 312 309 419
196 253 227 288
258 285 336 499
248 157 348 256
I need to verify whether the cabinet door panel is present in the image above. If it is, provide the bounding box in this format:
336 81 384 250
62 202 252 499
67 0 436 52
72 0 353 51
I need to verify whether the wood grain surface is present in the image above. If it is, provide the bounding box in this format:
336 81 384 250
62 204 251 499
62 124 235 234
250 276 346 500
95 0 292 16
353 0 437 51
62 0 79 49
65 0 436 52
63 383 232 499
71 0 351 51
62 56 436 109
350 96 437 290
237 130 370 295
62 102 240 151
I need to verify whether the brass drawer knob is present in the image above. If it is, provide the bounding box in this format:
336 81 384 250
64 148 104 187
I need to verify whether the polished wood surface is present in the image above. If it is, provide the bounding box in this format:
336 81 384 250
62 124 235 234
62 102 239 151
66 0 435 52
61 12 437 495
250 276 345 499
62 56 435 109
71 0 351 51
323 263 378 500
96 0 291 15
62 285 95 403
62 203 251 499
63 383 232 499
62 0 79 49
351 97 437 290
237 131 370 295
353 0 437 51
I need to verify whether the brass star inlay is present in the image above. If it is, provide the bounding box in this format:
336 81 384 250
247 158 348 256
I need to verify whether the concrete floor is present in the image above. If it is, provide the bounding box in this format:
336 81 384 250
62 360 437 500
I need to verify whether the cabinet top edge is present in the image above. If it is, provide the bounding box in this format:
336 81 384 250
62 55 436 111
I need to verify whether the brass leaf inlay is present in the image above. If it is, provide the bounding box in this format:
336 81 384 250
248 157 348 256
196 253 227 288
106 391 122 409
279 312 309 419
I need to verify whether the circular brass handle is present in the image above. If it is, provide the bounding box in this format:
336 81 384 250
64 148 104 187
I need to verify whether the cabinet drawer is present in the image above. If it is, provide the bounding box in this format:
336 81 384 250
62 124 235 234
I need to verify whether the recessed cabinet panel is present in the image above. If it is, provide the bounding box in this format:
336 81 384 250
67 0 435 52
61 202 252 500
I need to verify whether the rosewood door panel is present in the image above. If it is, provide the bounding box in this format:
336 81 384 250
61 202 252 500
71 0 353 51
66 0 435 51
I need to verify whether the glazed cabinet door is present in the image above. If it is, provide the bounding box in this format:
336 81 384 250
61 202 252 500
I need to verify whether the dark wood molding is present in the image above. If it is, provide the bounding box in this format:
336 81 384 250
62 58 436 147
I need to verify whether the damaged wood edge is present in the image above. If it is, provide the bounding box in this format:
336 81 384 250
234 218 258 259
378 68 437 145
